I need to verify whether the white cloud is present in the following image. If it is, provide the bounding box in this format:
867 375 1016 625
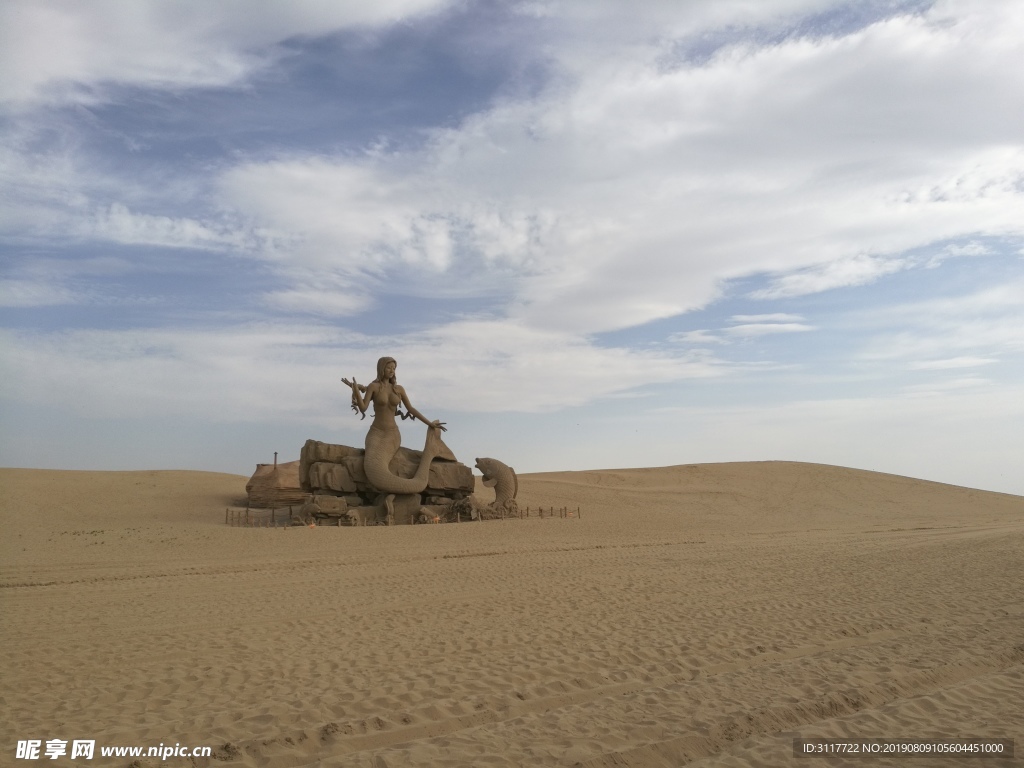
907 356 997 370
0 119 229 249
724 322 814 336
901 376 992 393
208 2 1024 333
920 239 995 268
670 314 814 343
670 329 726 345
5 1 1023 335
265 287 372 317
0 132 91 239
750 254 910 299
856 281 1024 363
0 0 457 107
88 203 249 251
0 324 356 424
722 312 815 337
730 313 804 323
942 242 991 258
218 159 450 271
382 320 725 412
0 279 79 307
0 318 727 425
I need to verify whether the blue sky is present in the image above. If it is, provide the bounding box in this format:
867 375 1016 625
1 0 1022 494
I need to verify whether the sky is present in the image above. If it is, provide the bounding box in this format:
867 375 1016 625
1 0 1022 495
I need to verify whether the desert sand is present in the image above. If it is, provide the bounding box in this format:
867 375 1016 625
2 461 1022 767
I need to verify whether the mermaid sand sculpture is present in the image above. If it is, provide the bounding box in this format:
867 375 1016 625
342 356 454 494
295 356 518 524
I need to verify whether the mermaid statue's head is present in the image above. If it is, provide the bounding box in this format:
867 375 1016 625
376 356 397 384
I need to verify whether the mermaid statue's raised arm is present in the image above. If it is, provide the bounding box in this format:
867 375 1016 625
341 376 369 419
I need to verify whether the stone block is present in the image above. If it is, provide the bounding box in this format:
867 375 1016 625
312 495 348 514
427 461 474 495
374 492 422 525
342 455 368 485
300 439 363 489
308 462 359 493
300 439 474 498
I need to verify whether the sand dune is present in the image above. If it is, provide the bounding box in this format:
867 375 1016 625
1 461 1022 767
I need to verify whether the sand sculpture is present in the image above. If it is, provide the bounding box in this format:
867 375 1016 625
295 356 518 525
447 457 521 521
245 459 305 508
477 457 518 508
342 356 454 493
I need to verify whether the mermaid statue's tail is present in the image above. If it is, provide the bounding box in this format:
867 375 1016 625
364 425 449 494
